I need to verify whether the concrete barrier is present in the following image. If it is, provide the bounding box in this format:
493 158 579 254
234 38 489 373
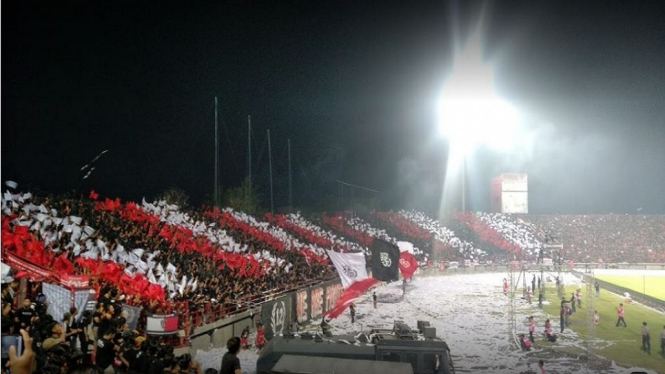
190 334 211 352
211 325 234 348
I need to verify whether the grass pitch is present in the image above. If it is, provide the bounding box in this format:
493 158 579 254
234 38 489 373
536 283 665 373
594 274 665 301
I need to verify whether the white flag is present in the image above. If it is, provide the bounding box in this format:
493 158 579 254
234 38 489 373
325 250 368 289
148 269 157 284
132 248 145 258
177 275 187 295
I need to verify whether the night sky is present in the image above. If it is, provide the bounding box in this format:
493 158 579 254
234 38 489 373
3 1 665 214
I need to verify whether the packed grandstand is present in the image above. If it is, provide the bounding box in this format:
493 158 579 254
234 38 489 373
2 188 665 373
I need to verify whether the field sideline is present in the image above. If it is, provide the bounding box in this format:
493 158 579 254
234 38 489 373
538 271 665 373
593 269 665 301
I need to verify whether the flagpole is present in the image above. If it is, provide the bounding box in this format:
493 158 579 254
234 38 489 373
268 129 274 214
288 138 293 212
247 115 252 204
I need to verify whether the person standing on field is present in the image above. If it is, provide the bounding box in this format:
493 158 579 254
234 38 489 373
642 322 651 355
220 337 242 374
616 303 627 327
575 289 582 308
559 299 567 333
528 316 536 343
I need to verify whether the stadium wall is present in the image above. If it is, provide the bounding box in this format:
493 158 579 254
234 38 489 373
177 277 344 356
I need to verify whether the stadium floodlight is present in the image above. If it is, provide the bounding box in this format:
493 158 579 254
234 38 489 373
440 95 519 155
437 23 521 213
438 24 520 156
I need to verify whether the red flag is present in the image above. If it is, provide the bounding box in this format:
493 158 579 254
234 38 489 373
89 190 99 200
324 278 380 319
54 253 74 274
14 271 29 279
398 251 418 280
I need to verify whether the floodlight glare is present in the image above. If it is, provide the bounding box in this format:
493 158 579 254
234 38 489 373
440 95 519 153
437 20 522 215
437 24 520 155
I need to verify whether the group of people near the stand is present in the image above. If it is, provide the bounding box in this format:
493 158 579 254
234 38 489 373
2 280 211 374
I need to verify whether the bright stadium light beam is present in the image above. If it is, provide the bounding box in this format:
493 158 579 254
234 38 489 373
438 21 521 215
440 96 519 155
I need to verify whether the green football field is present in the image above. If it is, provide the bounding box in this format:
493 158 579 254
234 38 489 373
594 274 665 301
539 283 665 373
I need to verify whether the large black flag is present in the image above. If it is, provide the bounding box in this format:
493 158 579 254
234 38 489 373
370 239 400 282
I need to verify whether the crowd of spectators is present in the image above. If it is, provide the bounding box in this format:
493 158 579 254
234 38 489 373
1 190 334 333
521 214 665 263
475 212 543 253
397 210 486 262
1 278 208 374
3 186 665 373
264 212 367 254
454 211 527 259
320 213 377 247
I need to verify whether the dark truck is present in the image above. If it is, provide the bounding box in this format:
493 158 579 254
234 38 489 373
256 320 455 374
271 355 414 374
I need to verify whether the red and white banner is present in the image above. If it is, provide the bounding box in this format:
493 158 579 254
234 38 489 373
399 251 418 279
59 274 90 289
146 314 179 335
4 252 51 281
325 250 368 289
324 278 380 319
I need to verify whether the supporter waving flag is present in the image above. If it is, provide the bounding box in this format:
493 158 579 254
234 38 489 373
325 249 368 289
370 239 400 282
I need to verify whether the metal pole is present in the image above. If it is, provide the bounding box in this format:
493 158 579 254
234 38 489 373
268 129 274 214
247 115 252 203
462 156 466 211
288 139 293 211
214 97 219 207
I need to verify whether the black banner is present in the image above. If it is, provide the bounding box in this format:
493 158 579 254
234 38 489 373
261 294 291 341
370 239 400 282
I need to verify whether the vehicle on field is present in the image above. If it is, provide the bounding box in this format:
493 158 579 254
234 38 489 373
270 355 414 374
256 320 455 374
